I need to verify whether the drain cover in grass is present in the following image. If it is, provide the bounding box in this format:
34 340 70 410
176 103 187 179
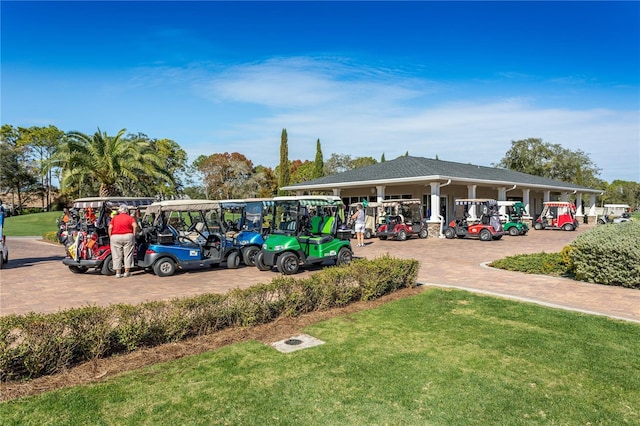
271 334 325 353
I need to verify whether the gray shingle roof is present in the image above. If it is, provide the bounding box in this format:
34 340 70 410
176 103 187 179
283 156 598 192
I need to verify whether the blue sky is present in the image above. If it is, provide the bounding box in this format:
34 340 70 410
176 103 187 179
2 1 639 183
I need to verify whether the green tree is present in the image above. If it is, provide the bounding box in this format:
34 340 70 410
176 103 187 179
313 139 324 179
601 180 640 208
325 153 378 175
0 125 38 213
290 160 315 184
54 128 173 197
21 125 65 210
495 138 601 187
198 152 254 199
249 165 278 198
278 129 290 195
381 153 386 162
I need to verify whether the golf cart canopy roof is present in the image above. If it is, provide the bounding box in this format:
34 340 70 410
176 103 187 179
145 199 221 214
72 197 155 209
542 202 575 207
603 204 630 208
455 199 498 205
380 199 421 206
273 195 343 206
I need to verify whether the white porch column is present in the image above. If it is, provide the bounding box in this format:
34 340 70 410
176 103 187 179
497 187 507 201
296 190 304 196
589 194 597 216
467 185 477 220
575 192 584 216
429 182 441 222
522 189 531 218
332 188 341 197
543 190 551 202
376 185 385 203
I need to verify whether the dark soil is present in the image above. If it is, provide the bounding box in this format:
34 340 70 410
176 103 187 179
0 286 425 402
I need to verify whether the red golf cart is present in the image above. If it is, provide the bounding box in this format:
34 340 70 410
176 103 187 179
376 199 428 241
443 199 505 241
533 201 579 231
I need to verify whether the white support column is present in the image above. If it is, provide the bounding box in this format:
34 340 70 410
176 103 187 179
497 187 507 201
376 185 385 203
589 194 597 216
332 188 341 197
522 189 531 218
467 185 477 220
429 182 441 222
543 190 551 202
296 190 304 196
575 192 584 217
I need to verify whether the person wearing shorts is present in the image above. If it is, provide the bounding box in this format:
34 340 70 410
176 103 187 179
351 204 366 247
108 204 138 278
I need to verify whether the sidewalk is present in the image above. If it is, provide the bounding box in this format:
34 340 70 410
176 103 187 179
1 226 639 323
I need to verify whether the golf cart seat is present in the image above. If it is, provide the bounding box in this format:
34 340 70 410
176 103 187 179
185 222 205 240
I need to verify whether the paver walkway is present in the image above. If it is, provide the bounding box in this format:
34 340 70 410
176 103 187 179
1 225 638 323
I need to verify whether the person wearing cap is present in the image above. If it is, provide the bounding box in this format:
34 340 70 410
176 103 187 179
108 204 138 278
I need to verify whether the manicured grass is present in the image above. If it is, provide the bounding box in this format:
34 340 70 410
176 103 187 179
3 211 61 236
1 289 638 425
489 252 572 277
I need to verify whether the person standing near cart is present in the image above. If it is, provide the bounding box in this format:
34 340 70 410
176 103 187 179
351 203 366 247
108 204 138 278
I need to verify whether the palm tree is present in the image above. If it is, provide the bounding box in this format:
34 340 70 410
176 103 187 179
54 128 173 197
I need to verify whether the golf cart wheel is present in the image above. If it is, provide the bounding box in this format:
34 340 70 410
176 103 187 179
277 252 300 275
255 250 271 271
444 228 455 239
493 235 502 240
336 247 353 267
562 223 575 231
479 229 492 241
69 265 89 274
533 222 543 230
397 230 407 241
242 246 260 267
508 226 519 236
226 251 240 269
101 255 115 275
520 230 528 236
418 228 428 239
364 229 372 239
154 257 176 277
597 218 605 225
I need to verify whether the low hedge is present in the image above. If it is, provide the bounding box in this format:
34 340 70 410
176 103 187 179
0 255 419 382
567 221 640 288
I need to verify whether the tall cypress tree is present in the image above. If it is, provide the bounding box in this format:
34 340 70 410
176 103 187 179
278 128 290 194
313 138 324 179
381 152 386 162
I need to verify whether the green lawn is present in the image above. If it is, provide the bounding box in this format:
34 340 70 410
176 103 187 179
3 211 62 236
1 289 638 425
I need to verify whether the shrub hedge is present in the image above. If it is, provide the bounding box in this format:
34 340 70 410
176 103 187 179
0 255 419 382
567 221 640 288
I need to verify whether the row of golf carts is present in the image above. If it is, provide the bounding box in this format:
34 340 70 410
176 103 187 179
58 195 597 277
59 195 353 276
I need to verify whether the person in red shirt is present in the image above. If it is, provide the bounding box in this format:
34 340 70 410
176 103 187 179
108 204 138 278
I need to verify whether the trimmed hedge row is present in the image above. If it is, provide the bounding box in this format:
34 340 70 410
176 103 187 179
567 221 640 288
0 255 419 382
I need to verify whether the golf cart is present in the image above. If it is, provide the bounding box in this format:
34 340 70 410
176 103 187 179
376 199 428 241
60 197 154 275
598 204 632 224
347 201 381 239
498 201 529 236
255 195 353 275
137 200 242 277
443 199 505 241
534 201 579 231
222 198 274 267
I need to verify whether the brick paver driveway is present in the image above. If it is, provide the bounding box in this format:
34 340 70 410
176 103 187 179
1 225 638 323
